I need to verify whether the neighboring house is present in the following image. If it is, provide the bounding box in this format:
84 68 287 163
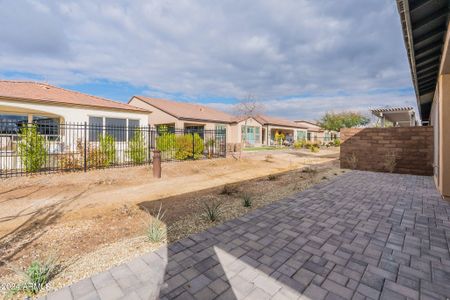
396 0 450 197
0 81 151 172
294 120 338 143
129 96 235 144
253 115 308 146
0 81 150 129
129 96 309 147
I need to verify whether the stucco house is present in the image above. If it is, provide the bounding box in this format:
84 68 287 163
294 120 337 143
254 115 307 146
0 81 150 128
129 96 309 147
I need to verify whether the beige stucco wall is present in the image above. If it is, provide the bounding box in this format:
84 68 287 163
0 98 149 126
430 23 450 198
232 118 263 146
437 75 450 197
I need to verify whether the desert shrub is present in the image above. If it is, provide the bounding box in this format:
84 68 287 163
99 134 116 166
156 133 176 152
384 151 397 173
310 146 320 153
18 125 47 172
293 140 304 149
59 153 82 169
190 133 204 159
128 130 147 164
173 134 194 160
302 166 317 174
157 133 204 160
205 138 215 158
221 184 238 195
346 153 358 169
333 139 341 147
242 194 252 207
8 256 58 297
146 205 167 243
202 200 222 222
267 174 278 181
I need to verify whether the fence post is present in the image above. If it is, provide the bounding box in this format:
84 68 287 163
192 133 195 159
148 127 151 164
153 150 161 178
83 122 87 172
224 129 227 157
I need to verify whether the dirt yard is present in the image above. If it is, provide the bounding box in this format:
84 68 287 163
0 148 341 298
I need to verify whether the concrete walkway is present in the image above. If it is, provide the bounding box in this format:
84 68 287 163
43 171 450 300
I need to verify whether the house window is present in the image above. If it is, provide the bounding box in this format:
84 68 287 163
156 124 175 135
215 124 226 132
0 114 28 134
128 119 140 140
33 116 59 136
89 116 103 142
105 118 127 142
296 130 306 141
185 125 204 139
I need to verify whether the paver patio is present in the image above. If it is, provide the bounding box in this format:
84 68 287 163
43 171 450 300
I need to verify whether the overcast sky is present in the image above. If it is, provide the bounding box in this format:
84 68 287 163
0 0 416 121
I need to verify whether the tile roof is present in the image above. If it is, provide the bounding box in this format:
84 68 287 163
132 96 235 123
254 115 307 129
294 120 323 131
0 81 148 112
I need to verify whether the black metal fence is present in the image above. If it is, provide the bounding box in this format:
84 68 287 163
0 122 226 177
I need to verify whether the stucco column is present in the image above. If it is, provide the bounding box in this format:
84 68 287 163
439 74 450 197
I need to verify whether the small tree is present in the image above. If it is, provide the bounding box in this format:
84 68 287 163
18 125 47 172
99 134 116 166
128 129 147 164
318 111 369 132
233 95 264 159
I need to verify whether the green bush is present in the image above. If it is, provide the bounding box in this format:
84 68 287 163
202 200 222 222
333 139 341 147
242 194 252 207
156 133 176 152
311 146 320 153
99 134 116 166
128 130 147 164
18 125 47 172
156 133 204 160
8 257 58 297
146 205 166 243
293 140 305 149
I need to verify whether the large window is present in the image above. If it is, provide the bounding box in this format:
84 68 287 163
215 124 226 132
0 114 28 134
128 119 140 140
33 116 59 136
89 117 140 142
105 118 127 142
89 116 103 142
185 125 205 138
296 130 306 141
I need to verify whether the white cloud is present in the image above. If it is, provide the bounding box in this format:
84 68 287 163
0 0 416 118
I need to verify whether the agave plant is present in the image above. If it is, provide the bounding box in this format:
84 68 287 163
145 205 167 243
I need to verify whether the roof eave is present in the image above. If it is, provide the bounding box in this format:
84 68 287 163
0 96 150 114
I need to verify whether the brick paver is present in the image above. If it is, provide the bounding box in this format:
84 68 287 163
42 171 450 299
